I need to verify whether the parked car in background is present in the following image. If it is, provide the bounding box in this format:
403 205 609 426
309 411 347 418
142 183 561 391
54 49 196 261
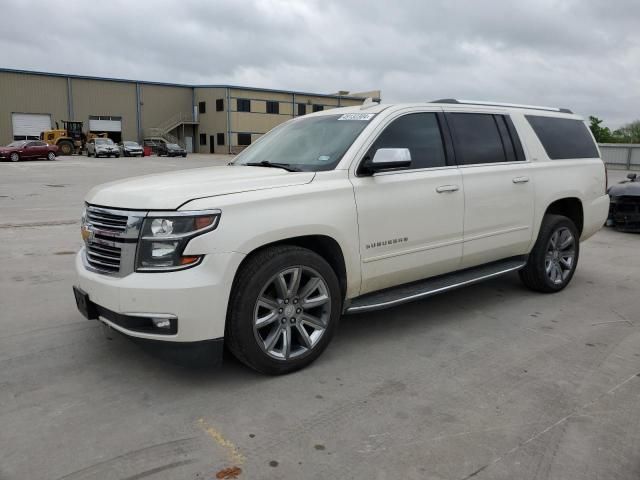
87 138 119 158
143 138 167 155
74 100 609 374
607 173 640 232
157 142 187 157
119 141 143 157
0 140 58 162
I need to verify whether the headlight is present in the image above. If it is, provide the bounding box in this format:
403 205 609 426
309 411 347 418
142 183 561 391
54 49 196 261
135 210 220 272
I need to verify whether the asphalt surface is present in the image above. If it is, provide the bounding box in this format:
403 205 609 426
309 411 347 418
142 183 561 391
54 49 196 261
1 155 639 480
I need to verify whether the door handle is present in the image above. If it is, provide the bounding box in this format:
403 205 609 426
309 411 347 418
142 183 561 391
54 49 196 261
436 184 459 193
512 176 530 184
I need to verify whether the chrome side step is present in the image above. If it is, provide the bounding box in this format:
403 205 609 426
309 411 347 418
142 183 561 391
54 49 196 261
345 256 527 314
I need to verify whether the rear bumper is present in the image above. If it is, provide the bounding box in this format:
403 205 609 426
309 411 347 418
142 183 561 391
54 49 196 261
74 249 245 342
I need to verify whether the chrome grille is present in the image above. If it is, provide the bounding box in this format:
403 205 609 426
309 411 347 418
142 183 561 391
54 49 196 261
83 205 147 276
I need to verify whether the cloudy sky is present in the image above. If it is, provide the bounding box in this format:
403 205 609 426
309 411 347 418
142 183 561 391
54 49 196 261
1 0 638 127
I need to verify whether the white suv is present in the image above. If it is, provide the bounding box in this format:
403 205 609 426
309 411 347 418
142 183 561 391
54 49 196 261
74 99 609 374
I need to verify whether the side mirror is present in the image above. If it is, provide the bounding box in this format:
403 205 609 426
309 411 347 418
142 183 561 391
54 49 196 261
362 148 412 175
627 173 637 181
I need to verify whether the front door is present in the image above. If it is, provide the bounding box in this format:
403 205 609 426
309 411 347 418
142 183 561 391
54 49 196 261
351 111 464 294
445 112 535 267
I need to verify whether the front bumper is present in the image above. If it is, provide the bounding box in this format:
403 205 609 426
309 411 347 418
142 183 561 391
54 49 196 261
74 249 245 342
608 195 640 232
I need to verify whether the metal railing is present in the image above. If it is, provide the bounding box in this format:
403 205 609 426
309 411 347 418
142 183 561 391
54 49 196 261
599 144 640 170
144 112 197 149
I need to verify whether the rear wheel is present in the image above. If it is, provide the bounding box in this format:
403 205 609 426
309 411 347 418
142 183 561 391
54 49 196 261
10 152 19 162
226 245 341 375
47 151 56 161
519 214 579 293
58 141 73 156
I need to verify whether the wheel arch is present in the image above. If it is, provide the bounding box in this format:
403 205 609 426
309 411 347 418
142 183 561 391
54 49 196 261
232 234 349 302
544 197 584 235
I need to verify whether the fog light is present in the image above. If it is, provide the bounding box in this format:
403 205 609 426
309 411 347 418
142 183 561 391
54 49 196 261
152 318 172 329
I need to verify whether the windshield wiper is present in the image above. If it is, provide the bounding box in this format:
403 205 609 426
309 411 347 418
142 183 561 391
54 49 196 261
244 161 301 172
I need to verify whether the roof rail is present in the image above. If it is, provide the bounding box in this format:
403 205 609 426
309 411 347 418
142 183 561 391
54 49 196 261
431 98 573 114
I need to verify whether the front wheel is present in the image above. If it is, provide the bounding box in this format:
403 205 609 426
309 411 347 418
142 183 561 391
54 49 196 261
47 151 56 161
519 214 580 293
226 245 341 374
10 152 19 162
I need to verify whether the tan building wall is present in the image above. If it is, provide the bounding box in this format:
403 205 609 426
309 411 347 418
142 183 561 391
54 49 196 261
140 84 193 133
194 87 228 154
0 71 68 144
70 78 138 140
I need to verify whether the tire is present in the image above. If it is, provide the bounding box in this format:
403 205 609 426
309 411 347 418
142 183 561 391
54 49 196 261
519 214 580 293
226 245 342 375
58 141 73 156
115 154 120 158
47 151 56 161
10 152 19 162
182 154 187 157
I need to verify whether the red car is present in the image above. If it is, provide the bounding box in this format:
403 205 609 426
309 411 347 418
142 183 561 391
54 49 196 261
0 140 59 162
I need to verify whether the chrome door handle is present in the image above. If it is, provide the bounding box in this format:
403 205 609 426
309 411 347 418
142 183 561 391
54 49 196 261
436 184 460 193
512 176 530 184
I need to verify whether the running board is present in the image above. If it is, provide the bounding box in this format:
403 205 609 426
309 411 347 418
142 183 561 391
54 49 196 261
345 256 527 314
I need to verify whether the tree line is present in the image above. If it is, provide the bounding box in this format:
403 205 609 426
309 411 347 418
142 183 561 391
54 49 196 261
589 116 640 143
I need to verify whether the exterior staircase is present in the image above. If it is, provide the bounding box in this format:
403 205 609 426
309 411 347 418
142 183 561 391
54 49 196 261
145 112 198 148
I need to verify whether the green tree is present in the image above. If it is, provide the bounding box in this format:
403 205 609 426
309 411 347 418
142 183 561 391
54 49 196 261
613 120 640 143
589 116 614 143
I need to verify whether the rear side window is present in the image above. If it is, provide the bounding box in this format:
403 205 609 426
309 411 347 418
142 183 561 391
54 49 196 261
367 113 447 170
447 113 507 165
526 115 599 159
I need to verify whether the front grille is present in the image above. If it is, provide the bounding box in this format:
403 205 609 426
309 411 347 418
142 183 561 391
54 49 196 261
86 241 122 272
83 205 146 276
610 196 640 232
86 209 128 234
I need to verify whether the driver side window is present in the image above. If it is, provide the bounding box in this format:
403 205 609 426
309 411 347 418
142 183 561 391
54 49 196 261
365 113 447 170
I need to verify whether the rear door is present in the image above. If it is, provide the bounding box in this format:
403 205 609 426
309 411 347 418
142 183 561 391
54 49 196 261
351 110 464 294
445 111 534 268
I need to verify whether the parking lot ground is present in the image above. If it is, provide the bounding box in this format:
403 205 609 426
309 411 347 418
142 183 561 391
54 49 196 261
1 157 639 480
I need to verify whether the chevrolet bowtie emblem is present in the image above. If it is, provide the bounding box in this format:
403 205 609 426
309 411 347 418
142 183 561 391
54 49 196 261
81 225 92 242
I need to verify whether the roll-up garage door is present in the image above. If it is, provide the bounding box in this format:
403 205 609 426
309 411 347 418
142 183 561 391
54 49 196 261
12 113 52 140
89 116 122 132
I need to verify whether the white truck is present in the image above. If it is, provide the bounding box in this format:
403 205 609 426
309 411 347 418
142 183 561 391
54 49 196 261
74 99 609 374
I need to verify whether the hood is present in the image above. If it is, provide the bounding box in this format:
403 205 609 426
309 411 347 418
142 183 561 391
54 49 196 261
86 165 316 209
608 181 640 197
0 146 17 152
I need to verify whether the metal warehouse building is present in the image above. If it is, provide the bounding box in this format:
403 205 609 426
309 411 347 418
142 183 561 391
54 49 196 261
0 68 380 154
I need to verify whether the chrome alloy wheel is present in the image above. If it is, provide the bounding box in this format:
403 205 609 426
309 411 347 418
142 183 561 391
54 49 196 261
545 227 575 285
253 266 331 360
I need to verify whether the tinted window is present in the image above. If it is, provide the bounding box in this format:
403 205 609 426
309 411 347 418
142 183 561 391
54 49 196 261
266 101 279 114
367 113 446 170
217 133 225 145
199 133 207 145
312 104 323 112
198 101 206 114
216 99 224 111
448 113 506 165
237 99 251 112
238 133 252 146
526 115 598 159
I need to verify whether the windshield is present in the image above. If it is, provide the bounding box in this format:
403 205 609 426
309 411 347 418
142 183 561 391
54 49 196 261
7 141 27 147
124 141 139 147
95 139 114 145
168 144 180 148
232 114 373 171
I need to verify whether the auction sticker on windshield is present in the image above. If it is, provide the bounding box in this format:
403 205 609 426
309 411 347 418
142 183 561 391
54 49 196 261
337 113 375 121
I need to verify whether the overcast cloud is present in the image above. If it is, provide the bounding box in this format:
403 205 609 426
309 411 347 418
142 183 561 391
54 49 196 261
1 0 638 127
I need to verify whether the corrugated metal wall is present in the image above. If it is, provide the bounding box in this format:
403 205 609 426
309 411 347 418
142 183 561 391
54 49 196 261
599 144 640 169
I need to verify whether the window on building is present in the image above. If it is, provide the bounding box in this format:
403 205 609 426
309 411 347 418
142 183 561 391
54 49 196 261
199 133 207 145
447 113 507 165
297 103 306 116
266 101 280 114
237 133 252 146
217 133 225 145
312 104 323 112
526 115 599 160
216 99 224 111
198 101 206 114
237 99 251 112
366 113 447 170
